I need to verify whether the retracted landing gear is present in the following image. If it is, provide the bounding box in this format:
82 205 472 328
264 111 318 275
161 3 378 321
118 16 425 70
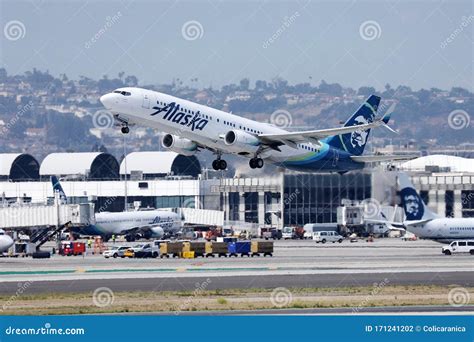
249 157 264 169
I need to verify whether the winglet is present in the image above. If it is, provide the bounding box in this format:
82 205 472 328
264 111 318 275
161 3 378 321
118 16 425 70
380 102 397 133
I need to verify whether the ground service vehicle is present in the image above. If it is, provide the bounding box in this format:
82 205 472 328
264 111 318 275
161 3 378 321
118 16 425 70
442 240 474 255
313 231 344 244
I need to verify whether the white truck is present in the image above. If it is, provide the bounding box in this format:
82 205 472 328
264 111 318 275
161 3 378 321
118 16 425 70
303 223 339 239
442 240 474 255
313 231 344 244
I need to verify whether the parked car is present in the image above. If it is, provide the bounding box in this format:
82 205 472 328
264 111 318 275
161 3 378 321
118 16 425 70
313 231 344 244
282 227 293 239
103 246 130 258
442 240 474 255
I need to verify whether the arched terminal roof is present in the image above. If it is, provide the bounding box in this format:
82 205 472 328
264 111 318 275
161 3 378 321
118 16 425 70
120 151 201 178
40 152 119 180
0 153 40 181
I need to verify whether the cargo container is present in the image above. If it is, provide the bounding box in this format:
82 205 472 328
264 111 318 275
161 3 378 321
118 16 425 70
236 241 251 257
211 242 228 257
159 241 183 258
189 242 206 257
227 242 237 257
251 241 273 257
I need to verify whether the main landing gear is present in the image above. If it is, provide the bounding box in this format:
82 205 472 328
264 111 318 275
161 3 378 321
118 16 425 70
121 124 130 134
249 157 264 169
212 159 227 170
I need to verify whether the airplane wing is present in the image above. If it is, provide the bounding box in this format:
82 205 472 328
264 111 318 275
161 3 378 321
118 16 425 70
258 111 393 147
350 154 418 163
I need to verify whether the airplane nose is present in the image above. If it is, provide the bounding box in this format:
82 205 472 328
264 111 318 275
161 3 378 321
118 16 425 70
1 236 14 251
100 93 115 109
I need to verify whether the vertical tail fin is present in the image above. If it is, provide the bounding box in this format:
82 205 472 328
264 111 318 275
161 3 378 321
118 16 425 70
398 173 439 221
326 95 381 156
51 176 67 203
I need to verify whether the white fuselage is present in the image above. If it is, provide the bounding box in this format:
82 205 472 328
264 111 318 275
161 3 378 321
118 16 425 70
407 218 474 241
81 210 181 237
99 87 351 172
0 231 14 252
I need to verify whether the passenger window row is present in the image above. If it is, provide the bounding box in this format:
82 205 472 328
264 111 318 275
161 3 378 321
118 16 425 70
153 100 265 134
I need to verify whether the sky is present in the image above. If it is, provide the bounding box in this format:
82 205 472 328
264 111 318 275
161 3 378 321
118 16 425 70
0 0 472 91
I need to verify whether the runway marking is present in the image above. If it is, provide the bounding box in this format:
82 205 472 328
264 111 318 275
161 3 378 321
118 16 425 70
0 265 472 278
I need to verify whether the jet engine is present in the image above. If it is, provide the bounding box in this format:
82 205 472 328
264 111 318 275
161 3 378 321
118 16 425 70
161 134 197 156
224 130 260 154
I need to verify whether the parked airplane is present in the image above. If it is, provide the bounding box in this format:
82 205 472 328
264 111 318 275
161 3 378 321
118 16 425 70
398 173 474 242
51 176 181 241
0 229 14 253
100 88 411 172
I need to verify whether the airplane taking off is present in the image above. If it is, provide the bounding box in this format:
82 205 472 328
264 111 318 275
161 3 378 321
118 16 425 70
0 229 14 253
100 88 411 173
398 173 474 242
51 176 181 241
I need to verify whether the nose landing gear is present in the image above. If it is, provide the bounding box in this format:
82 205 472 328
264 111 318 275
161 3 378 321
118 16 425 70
121 125 130 134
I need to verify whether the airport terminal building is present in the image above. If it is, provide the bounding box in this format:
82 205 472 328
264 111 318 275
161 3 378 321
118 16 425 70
0 152 473 231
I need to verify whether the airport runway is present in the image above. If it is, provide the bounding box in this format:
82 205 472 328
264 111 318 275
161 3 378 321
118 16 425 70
1 239 473 294
135 305 474 316
1 271 473 295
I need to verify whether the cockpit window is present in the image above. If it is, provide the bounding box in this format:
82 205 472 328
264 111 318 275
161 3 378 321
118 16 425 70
113 90 131 96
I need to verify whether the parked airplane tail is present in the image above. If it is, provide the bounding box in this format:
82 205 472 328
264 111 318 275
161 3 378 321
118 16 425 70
326 95 381 156
51 176 67 202
398 173 439 222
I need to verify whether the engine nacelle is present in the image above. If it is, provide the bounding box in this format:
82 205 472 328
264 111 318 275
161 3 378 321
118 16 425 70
224 130 260 154
149 226 164 239
161 134 197 156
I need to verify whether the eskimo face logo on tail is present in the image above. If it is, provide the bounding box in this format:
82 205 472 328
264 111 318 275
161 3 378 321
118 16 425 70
400 187 424 221
150 102 208 131
342 102 376 155
350 115 370 149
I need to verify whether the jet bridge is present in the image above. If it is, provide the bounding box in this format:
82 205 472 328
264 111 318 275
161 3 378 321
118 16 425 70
0 200 94 230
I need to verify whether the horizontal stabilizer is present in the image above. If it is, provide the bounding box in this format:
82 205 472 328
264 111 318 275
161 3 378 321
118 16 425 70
403 219 434 226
